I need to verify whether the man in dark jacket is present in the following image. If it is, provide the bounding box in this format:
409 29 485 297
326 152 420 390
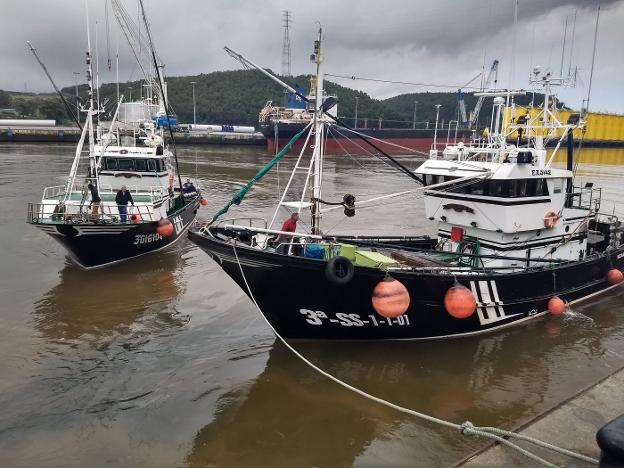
115 185 135 222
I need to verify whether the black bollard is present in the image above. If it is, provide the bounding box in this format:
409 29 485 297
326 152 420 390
597 414 624 467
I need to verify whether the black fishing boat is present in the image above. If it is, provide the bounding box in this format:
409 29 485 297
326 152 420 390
189 30 624 340
27 1 203 269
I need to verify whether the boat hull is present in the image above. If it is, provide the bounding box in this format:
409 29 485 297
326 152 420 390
34 197 200 268
260 122 473 155
188 229 624 340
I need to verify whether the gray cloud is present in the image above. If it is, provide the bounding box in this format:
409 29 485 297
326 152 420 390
1 0 622 112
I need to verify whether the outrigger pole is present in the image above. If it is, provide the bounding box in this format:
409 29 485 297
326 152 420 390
26 41 83 130
223 46 423 184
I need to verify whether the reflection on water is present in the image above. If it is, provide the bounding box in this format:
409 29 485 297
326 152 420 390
184 291 624 467
34 248 186 341
2 144 624 467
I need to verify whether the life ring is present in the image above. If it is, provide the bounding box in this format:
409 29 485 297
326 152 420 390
543 210 559 228
325 256 354 286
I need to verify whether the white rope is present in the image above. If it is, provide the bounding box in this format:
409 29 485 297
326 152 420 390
231 241 599 467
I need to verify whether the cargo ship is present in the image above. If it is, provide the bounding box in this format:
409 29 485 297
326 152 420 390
258 82 473 156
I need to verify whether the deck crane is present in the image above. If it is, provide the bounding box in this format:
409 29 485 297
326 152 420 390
469 59 499 128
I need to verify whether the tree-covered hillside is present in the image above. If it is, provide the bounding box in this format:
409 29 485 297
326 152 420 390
3 69 559 127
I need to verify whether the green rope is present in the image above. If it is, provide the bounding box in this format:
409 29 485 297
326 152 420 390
210 124 311 224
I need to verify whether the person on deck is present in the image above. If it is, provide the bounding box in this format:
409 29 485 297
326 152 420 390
276 212 299 254
88 183 101 219
182 178 197 196
52 201 66 222
115 186 135 223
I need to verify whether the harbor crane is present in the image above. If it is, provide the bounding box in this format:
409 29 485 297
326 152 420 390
470 59 499 128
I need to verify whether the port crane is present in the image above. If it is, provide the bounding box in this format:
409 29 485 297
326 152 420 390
469 59 499 128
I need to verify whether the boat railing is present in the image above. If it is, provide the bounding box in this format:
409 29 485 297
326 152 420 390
569 185 602 211
213 217 268 230
27 202 159 225
42 185 67 199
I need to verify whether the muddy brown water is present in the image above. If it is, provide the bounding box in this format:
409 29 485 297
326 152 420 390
1 143 624 467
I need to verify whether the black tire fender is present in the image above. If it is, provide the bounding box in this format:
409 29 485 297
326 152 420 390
325 256 355 285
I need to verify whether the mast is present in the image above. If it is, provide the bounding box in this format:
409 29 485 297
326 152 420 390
311 27 323 236
85 1 98 187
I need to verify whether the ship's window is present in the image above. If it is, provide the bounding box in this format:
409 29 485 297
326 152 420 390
468 181 485 195
535 178 549 196
147 159 157 171
117 159 134 171
553 178 563 194
517 179 528 197
134 159 147 171
104 157 117 170
423 174 434 186
157 159 166 171
489 180 505 197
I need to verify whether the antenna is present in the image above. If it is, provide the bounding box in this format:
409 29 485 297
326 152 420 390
584 0 601 114
559 15 569 77
567 10 577 80
281 10 292 76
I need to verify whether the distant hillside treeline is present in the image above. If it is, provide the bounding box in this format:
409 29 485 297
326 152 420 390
2 69 556 127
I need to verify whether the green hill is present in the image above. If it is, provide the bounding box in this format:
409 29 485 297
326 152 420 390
3 69 558 128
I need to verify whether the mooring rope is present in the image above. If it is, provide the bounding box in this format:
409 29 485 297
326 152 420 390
231 241 599 467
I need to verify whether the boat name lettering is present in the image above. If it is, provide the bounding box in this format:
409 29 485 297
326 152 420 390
298 309 410 327
531 169 551 176
133 233 163 245
527 309 538 316
617 252 624 259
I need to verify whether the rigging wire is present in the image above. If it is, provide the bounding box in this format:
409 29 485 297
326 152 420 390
325 73 498 91
137 0 183 190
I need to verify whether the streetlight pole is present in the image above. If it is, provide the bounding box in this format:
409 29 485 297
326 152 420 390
354 96 359 129
190 81 197 125
412 100 418 129
73 72 80 120
433 104 442 149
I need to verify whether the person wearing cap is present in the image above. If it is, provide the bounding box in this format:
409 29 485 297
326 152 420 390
115 185 135 223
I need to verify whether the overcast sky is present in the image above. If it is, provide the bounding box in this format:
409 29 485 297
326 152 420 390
1 0 622 113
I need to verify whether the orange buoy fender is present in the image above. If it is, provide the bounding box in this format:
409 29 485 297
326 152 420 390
372 276 410 318
444 283 476 319
130 213 142 224
607 269 624 285
200 197 209 206
548 296 566 315
543 211 559 229
156 218 174 237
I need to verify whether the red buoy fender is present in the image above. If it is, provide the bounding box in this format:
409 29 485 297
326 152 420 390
200 197 209 206
548 296 566 315
372 276 410 318
607 269 624 285
444 284 476 319
156 218 174 237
